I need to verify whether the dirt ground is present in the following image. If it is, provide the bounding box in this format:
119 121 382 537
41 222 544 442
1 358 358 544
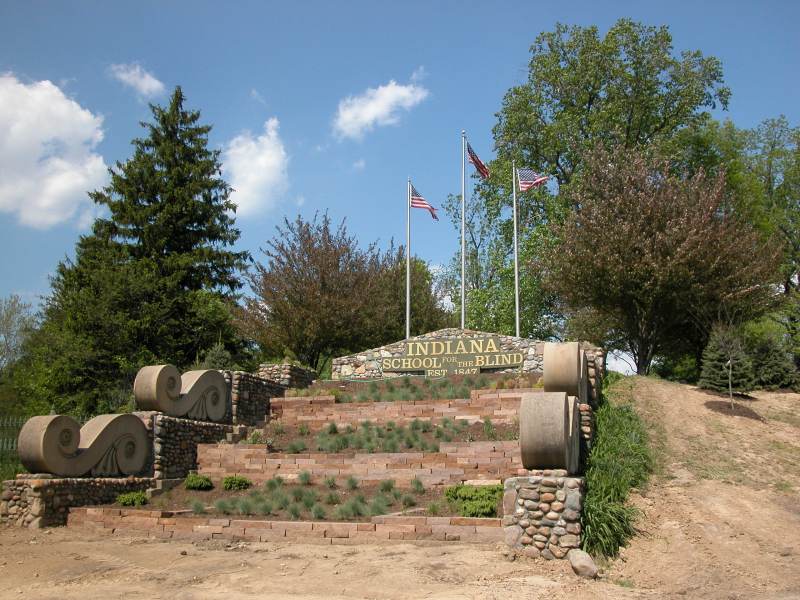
1 377 799 599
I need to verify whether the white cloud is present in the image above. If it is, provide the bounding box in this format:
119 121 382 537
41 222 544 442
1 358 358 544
250 89 266 105
222 117 289 217
0 74 108 229
333 76 429 140
410 66 427 83
352 158 366 171
109 63 165 98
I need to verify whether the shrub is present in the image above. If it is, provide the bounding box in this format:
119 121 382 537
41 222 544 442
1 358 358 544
271 421 285 435
222 475 252 491
379 479 395 493
325 491 341 505
288 503 302 520
298 470 312 485
291 487 305 502
302 492 316 509
274 491 290 510
184 473 214 491
401 494 416 508
247 429 264 444
298 424 310 436
327 422 339 435
482 418 497 441
215 499 233 514
190 499 206 514
444 484 503 517
324 476 337 489
117 491 148 507
420 420 432 433
256 500 273 516
410 477 425 495
346 476 359 490
699 326 755 394
287 440 307 454
369 495 389 516
427 501 441 516
311 504 326 520
237 498 253 515
582 379 652 558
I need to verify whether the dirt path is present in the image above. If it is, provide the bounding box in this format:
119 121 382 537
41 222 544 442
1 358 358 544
607 378 800 598
1 378 799 599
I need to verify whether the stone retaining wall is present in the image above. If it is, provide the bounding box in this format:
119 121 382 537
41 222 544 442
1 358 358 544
256 363 316 389
0 475 154 528
67 507 501 544
502 472 584 559
332 329 544 380
152 414 234 480
197 441 522 486
271 390 535 429
223 370 285 426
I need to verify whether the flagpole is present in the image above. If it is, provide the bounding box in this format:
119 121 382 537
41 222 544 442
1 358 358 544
512 160 520 338
406 177 411 340
461 130 466 330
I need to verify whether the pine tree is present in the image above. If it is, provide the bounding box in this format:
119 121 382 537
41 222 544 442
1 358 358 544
699 327 755 394
15 88 248 416
750 337 797 390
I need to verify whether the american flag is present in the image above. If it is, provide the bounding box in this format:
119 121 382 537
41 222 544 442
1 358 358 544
517 168 549 192
410 184 438 220
467 142 490 179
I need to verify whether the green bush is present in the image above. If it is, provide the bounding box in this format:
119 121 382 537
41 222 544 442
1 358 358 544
369 495 389 516
117 491 148 507
582 380 652 558
324 476 337 489
190 499 206 514
222 475 252 491
410 477 425 495
298 470 312 485
379 479 395 493
184 473 214 491
444 484 503 517
298 424 310 436
215 499 232 514
346 475 359 490
325 491 340 505
288 503 302 520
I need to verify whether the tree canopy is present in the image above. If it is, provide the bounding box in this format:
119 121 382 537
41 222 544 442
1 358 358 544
237 213 450 373
14 88 248 416
545 144 783 374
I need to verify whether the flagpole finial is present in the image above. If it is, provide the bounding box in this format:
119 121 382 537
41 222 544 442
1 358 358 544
462 129 466 136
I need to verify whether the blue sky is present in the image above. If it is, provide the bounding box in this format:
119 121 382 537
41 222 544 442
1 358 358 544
1 0 799 308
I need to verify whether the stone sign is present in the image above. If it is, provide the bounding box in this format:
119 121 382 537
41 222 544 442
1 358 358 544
381 336 524 376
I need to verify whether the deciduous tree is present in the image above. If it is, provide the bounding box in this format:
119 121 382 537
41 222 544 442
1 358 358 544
545 145 783 374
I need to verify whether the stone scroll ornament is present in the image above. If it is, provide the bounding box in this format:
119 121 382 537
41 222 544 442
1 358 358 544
133 365 228 422
519 342 585 473
17 414 149 477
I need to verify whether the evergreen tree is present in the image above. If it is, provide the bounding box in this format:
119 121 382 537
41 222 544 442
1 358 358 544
750 337 797 390
15 88 248 416
699 327 755 394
